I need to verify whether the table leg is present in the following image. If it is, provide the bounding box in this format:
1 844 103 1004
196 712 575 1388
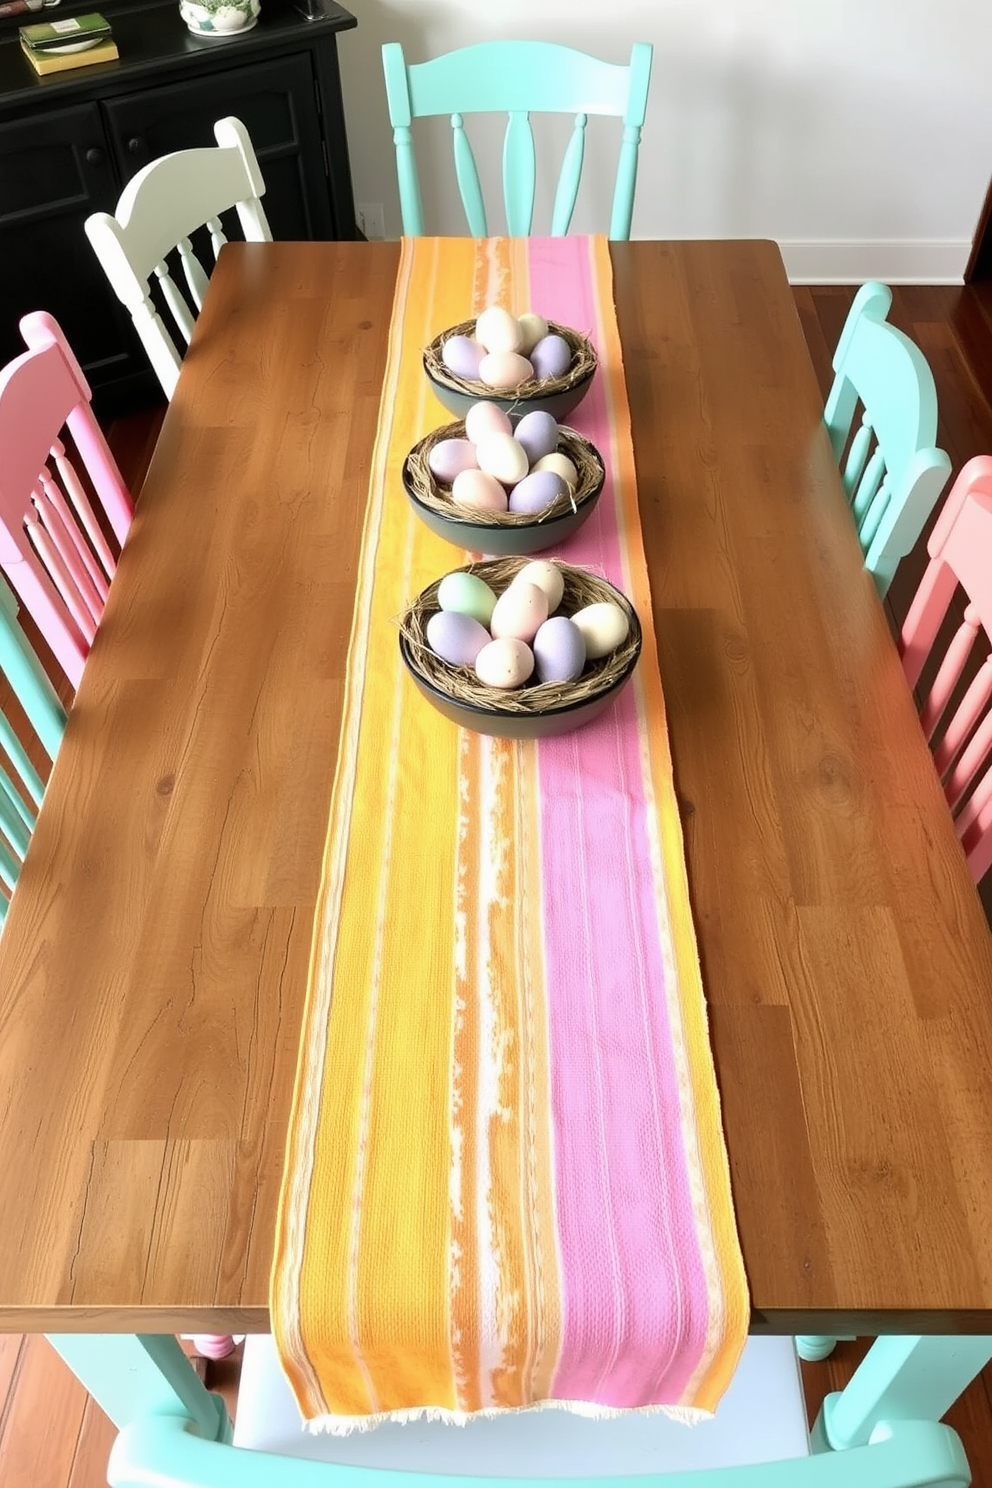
817 1335 992 1449
46 1334 232 1440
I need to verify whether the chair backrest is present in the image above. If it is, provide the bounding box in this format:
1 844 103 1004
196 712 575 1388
0 582 67 929
0 311 134 690
381 40 653 241
84 116 272 400
900 454 992 884
823 281 951 598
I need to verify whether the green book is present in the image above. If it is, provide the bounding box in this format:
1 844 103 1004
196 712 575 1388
19 12 112 51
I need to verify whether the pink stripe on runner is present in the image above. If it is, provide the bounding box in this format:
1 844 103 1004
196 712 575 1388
526 238 711 1407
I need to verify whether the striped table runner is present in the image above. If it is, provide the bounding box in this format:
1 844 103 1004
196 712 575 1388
272 236 748 1431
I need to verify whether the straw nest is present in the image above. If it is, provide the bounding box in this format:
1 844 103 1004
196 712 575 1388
399 557 642 717
424 319 598 401
405 422 605 529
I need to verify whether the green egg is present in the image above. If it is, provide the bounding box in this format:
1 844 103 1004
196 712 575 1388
437 571 498 627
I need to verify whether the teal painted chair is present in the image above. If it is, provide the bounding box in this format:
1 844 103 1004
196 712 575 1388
77 1332 969 1488
824 282 951 599
0 581 67 930
381 40 653 240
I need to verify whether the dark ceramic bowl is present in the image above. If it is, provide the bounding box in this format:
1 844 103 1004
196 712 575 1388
402 424 606 558
423 318 598 423
398 560 642 741
423 360 597 423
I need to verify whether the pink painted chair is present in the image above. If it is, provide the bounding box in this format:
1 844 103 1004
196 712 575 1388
900 454 992 883
0 312 134 689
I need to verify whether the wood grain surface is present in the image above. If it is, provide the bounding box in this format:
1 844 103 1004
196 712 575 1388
0 240 991 1334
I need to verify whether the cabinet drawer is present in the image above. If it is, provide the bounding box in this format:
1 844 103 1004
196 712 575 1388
102 52 333 238
0 103 134 384
0 103 111 222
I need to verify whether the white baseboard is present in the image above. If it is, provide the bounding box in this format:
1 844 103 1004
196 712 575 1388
779 238 971 285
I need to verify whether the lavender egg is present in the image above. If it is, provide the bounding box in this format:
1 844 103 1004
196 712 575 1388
533 616 586 684
507 469 568 516
428 438 479 485
529 333 572 381
426 610 491 668
441 335 486 380
513 410 559 465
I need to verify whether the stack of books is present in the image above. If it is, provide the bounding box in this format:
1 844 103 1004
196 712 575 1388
19 11 118 75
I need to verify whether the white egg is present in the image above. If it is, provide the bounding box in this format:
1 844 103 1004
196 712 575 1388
464 400 513 443
571 602 631 660
533 451 579 488
475 637 535 689
517 312 550 356
479 351 534 390
451 468 509 513
475 307 524 355
475 432 530 487
490 581 549 643
511 560 565 613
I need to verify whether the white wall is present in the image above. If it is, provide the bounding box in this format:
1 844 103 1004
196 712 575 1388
335 0 992 284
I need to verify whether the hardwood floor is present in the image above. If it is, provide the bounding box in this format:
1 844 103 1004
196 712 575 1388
4 282 992 1483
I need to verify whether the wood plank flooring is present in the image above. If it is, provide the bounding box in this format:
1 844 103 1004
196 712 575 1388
3 283 992 1484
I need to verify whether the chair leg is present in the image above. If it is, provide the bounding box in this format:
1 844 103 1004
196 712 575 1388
796 1335 843 1362
819 1334 992 1449
184 1334 237 1360
46 1333 232 1439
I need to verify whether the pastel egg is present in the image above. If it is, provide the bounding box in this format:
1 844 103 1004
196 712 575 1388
428 438 478 484
476 432 530 487
507 470 567 516
437 571 498 626
475 306 523 355
571 601 631 659
512 559 565 612
529 333 572 381
533 451 578 488
533 615 586 684
426 610 491 668
475 637 535 689
441 335 485 380
513 410 559 466
490 581 549 643
451 469 509 513
464 400 513 443
517 312 550 356
479 351 535 390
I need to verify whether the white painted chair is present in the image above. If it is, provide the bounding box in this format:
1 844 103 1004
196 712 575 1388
84 117 272 401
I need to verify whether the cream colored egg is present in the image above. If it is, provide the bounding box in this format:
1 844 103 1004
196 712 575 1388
533 451 578 488
511 559 565 613
451 468 509 513
475 432 530 487
571 601 630 660
490 581 549 644
475 306 523 355
464 400 513 443
478 351 534 390
517 312 550 356
475 637 535 689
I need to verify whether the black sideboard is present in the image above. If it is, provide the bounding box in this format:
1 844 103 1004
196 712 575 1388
0 0 358 413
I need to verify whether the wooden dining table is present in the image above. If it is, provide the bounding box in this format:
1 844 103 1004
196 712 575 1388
1 238 992 1447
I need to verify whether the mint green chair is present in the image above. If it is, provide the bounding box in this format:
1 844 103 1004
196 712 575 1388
0 581 67 929
824 281 951 599
381 40 653 240
93 1332 971 1488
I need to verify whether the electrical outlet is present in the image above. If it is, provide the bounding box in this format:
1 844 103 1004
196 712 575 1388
357 202 385 241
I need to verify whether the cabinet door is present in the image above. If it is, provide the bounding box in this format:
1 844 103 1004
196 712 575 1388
0 104 140 392
103 53 334 240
